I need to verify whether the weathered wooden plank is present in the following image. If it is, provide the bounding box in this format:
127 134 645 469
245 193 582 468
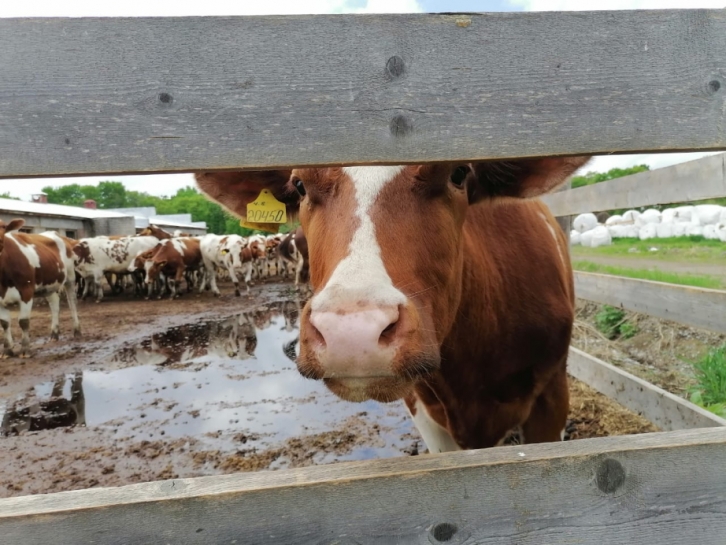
575 271 726 334
1 428 725 544
2 10 726 178
568 347 726 431
542 152 726 216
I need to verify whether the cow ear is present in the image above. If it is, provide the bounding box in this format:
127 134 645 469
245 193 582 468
470 156 591 202
195 170 299 219
5 218 25 232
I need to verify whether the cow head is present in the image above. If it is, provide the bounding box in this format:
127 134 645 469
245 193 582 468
0 219 26 254
196 157 588 403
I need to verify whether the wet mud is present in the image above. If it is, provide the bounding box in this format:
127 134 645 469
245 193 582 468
1 281 657 498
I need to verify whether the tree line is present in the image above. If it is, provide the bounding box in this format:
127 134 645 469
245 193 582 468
38 181 292 236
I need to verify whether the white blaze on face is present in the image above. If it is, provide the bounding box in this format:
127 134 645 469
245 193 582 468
311 166 408 312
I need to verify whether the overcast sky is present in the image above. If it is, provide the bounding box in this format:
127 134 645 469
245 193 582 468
2 0 723 200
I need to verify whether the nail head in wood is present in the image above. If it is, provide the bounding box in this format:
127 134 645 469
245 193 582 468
158 92 173 104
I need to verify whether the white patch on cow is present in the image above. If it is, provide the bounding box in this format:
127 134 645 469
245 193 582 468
6 234 41 269
311 166 407 312
406 398 461 454
539 212 565 266
171 238 188 254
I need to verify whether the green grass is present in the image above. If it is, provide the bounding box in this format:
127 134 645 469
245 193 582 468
572 260 724 289
571 236 726 261
689 345 726 418
594 305 637 340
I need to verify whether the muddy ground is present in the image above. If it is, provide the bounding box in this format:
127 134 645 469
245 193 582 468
0 280 671 499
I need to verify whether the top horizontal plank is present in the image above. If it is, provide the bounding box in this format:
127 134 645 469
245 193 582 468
1 10 726 177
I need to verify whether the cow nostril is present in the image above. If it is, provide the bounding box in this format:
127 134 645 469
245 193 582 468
309 320 326 348
378 308 402 346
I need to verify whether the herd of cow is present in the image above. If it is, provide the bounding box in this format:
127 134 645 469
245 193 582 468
0 219 309 358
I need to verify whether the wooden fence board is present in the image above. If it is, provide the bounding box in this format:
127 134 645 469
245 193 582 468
568 347 726 431
1 427 725 544
2 10 726 178
542 152 726 216
575 271 726 334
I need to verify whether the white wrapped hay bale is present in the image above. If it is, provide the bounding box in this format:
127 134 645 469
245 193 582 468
625 225 640 238
672 222 688 237
573 213 598 233
694 204 723 226
661 208 676 223
589 226 612 248
638 224 658 240
656 222 674 238
703 225 718 240
715 223 726 242
605 214 624 226
672 205 695 222
570 230 581 245
608 225 628 238
622 210 641 224
720 208 726 224
640 209 662 224
580 229 595 248
686 224 704 236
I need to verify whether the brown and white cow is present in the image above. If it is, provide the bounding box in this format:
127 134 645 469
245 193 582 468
145 238 203 299
0 220 81 357
196 158 587 452
277 226 309 287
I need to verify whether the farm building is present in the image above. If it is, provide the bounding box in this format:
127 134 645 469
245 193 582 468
109 206 208 236
0 196 136 238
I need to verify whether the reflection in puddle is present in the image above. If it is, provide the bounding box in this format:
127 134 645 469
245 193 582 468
1 299 418 464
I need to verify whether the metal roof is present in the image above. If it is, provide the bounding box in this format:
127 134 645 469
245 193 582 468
0 198 132 220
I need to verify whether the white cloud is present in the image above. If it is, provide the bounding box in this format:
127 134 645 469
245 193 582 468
508 0 725 10
0 0 422 17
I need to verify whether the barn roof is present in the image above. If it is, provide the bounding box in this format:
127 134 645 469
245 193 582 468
0 198 132 220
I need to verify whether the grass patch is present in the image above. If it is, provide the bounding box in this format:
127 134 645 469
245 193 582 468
689 345 726 418
573 260 724 289
594 305 637 340
571 236 726 261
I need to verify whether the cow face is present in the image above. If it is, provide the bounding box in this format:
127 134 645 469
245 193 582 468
196 157 587 403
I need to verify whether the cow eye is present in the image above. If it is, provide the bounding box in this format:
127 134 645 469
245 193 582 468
293 179 306 196
450 166 470 188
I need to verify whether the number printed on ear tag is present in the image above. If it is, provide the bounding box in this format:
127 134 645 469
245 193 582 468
246 189 287 224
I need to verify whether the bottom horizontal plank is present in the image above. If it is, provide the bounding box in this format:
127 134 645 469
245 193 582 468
568 347 726 430
1 427 725 545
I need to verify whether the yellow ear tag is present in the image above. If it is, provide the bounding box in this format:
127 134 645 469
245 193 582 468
240 189 287 233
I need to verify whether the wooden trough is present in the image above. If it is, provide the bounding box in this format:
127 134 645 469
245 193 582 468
1 8 726 544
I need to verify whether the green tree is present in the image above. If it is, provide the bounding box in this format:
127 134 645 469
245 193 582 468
97 181 127 208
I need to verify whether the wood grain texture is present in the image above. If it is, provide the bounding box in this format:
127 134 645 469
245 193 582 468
575 271 726 333
2 10 726 178
1 428 725 544
542 152 726 216
568 347 726 431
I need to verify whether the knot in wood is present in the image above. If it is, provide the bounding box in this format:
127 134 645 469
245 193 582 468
390 115 412 137
596 458 625 493
385 55 405 79
430 522 457 542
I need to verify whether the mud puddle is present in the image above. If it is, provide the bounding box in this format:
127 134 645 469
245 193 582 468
1 299 419 466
